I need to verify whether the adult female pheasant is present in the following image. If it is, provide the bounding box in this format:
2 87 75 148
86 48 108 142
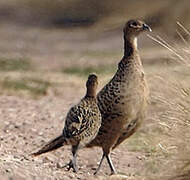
87 19 152 175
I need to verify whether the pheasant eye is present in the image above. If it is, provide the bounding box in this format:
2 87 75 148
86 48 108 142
129 21 138 28
132 22 137 26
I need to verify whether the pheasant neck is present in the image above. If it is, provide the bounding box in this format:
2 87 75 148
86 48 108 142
118 35 139 70
85 87 96 98
124 35 137 58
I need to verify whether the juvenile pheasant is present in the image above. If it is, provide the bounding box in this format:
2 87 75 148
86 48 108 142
87 20 151 174
32 74 101 172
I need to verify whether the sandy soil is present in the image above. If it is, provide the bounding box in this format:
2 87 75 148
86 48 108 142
0 93 148 180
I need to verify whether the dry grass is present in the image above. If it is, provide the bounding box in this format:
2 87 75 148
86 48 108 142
145 23 190 180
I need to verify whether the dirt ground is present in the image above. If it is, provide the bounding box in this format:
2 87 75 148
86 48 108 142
0 94 147 180
0 23 189 180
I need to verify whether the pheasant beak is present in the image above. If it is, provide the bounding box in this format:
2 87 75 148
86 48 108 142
143 23 152 32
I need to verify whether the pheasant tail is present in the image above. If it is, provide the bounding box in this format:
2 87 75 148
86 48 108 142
31 134 66 156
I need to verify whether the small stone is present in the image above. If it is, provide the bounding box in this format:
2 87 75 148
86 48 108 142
13 155 20 159
136 156 143 160
56 162 62 168
68 173 75 179
42 156 54 163
5 169 11 173
31 128 37 132
0 136 4 141
38 132 43 136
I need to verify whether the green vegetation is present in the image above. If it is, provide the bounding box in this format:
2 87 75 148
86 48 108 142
63 65 116 76
1 78 50 96
82 50 121 58
0 57 32 71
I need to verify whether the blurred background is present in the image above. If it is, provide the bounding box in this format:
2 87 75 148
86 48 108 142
0 0 189 73
0 1 190 180
0 0 190 33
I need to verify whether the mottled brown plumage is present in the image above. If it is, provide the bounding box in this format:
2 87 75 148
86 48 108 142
32 74 101 172
87 20 151 174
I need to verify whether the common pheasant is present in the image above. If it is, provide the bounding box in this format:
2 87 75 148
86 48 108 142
87 19 151 175
32 74 101 172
